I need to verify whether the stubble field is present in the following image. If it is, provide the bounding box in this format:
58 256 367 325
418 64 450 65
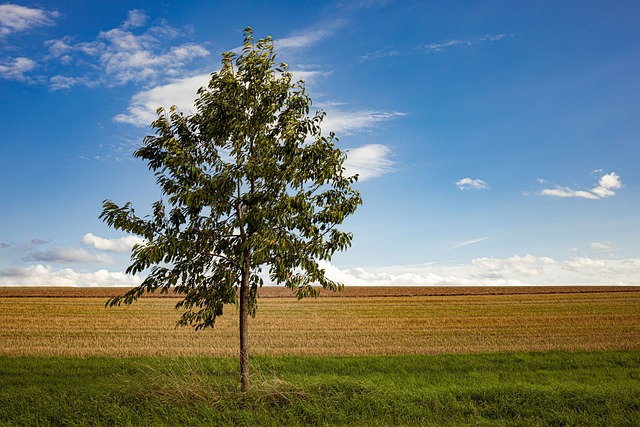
2 286 639 357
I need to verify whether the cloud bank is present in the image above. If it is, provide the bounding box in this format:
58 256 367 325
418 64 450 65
319 254 639 287
3 253 638 287
0 264 141 287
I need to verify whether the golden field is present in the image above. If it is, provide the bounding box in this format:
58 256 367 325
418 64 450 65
1 286 639 357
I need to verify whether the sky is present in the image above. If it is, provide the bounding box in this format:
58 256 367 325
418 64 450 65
1 0 639 286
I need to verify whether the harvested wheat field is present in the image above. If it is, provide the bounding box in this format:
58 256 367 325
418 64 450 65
1 286 639 357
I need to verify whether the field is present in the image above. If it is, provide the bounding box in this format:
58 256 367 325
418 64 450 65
1 286 639 357
1 286 640 426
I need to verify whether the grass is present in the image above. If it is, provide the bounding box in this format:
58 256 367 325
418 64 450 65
1 289 639 356
1 351 639 426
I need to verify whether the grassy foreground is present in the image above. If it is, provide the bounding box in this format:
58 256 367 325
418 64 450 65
1 351 639 426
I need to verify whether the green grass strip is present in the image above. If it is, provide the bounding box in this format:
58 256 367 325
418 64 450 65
1 351 639 426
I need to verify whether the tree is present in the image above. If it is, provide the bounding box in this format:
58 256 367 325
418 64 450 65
100 28 362 392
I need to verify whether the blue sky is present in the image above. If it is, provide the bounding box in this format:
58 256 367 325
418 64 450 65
1 0 639 286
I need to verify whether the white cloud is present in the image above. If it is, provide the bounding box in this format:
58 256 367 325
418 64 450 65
343 144 393 180
122 10 148 29
591 172 623 198
540 187 599 199
82 233 145 253
321 109 405 135
46 10 209 88
113 73 210 125
540 171 622 200
0 264 141 287
289 70 332 85
421 34 509 52
272 20 346 52
0 57 36 81
591 242 615 251
276 27 336 50
22 247 112 265
456 178 489 190
0 3 58 37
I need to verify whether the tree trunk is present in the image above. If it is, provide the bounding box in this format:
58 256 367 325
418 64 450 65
239 251 251 392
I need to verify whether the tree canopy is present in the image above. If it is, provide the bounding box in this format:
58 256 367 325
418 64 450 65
100 27 362 390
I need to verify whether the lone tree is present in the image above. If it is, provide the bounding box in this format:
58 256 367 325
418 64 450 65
100 28 361 391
